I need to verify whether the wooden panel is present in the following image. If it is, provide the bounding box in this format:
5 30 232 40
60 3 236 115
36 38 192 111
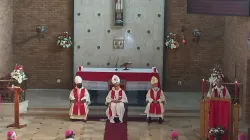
187 0 250 16
200 100 206 139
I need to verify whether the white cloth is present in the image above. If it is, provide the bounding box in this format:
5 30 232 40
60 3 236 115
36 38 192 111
144 88 166 119
151 76 158 84
66 138 74 140
69 88 91 120
74 76 82 84
207 85 231 98
105 89 128 122
111 75 120 84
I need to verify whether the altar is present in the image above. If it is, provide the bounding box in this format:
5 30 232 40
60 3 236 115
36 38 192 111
76 67 160 106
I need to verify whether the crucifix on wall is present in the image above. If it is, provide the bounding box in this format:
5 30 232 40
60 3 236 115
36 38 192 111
113 0 124 28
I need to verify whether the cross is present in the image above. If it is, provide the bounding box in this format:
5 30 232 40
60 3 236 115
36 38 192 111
233 62 239 80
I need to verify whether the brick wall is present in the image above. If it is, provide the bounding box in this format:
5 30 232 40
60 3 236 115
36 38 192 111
0 0 14 77
13 0 73 89
165 0 225 91
224 16 250 123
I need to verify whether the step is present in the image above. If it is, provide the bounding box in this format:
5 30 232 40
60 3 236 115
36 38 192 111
26 106 200 113
21 107 200 118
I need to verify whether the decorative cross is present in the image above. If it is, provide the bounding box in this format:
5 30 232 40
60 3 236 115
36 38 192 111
233 62 239 80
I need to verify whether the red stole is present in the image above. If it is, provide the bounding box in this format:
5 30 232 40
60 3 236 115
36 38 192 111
72 88 86 115
214 87 226 98
108 89 123 117
149 89 162 114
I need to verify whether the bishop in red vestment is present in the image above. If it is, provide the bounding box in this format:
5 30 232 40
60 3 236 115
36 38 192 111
144 76 166 124
207 78 231 98
105 75 128 123
69 76 91 121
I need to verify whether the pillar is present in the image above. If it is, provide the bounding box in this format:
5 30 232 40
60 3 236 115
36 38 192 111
0 0 14 78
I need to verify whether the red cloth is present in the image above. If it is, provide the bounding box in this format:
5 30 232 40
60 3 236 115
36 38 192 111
214 88 226 97
209 99 230 140
149 89 161 114
72 88 86 115
108 89 123 117
104 110 128 140
76 71 161 88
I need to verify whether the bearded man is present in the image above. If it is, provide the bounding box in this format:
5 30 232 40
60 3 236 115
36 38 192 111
69 76 91 121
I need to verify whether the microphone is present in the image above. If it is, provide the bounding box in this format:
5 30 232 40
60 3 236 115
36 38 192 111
115 58 119 71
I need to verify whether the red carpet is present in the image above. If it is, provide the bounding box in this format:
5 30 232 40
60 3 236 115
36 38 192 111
103 110 128 140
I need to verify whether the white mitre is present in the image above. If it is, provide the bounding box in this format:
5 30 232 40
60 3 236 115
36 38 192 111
112 75 120 84
151 76 158 84
74 76 82 84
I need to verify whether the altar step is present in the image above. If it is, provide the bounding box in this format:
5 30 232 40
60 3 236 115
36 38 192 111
20 106 200 118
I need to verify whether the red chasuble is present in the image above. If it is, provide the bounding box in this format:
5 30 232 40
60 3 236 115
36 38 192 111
149 89 162 114
108 89 123 117
214 88 226 98
72 88 86 115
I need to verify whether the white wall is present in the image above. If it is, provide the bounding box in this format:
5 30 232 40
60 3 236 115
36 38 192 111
74 0 164 79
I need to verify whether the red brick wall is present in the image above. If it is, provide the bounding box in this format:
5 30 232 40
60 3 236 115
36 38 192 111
165 0 225 91
224 16 250 123
13 0 73 89
12 0 225 91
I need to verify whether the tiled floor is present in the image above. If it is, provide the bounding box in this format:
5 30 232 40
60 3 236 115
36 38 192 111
0 116 200 140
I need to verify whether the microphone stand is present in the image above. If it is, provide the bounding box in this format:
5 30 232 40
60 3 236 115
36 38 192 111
115 58 119 71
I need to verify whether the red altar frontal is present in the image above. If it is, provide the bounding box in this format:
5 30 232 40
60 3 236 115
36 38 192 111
76 67 160 91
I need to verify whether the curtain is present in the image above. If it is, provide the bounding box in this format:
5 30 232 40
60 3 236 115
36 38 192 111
209 99 230 140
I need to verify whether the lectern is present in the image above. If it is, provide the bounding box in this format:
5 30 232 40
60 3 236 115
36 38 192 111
7 86 27 129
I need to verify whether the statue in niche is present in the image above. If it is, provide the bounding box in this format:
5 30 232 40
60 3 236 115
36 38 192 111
114 0 124 28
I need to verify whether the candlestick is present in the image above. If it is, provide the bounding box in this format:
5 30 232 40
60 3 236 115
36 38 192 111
202 79 205 97
235 80 238 98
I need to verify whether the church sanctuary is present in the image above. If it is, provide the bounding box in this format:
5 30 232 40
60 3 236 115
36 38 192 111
0 0 250 139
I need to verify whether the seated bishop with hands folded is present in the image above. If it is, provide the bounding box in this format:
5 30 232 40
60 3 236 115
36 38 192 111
105 75 128 123
69 76 91 122
144 76 166 124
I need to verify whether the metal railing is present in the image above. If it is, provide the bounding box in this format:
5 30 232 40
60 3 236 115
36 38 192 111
0 79 27 103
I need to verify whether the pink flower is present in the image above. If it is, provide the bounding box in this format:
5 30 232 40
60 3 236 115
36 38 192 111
170 130 178 139
238 133 246 140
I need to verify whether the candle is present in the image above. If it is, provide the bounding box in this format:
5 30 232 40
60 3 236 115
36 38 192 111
235 80 238 98
202 79 205 97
